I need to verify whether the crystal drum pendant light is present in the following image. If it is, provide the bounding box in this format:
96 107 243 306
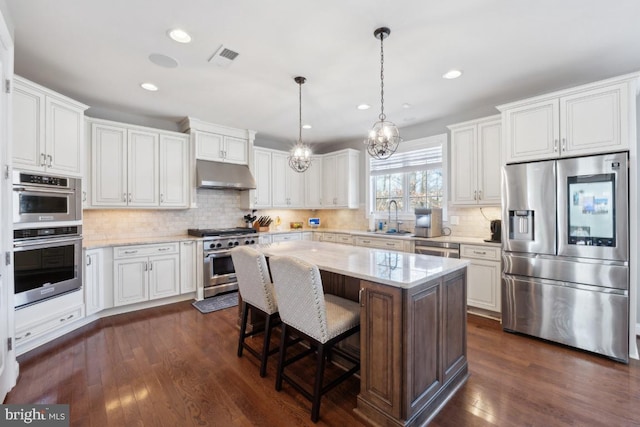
365 27 401 160
288 76 312 173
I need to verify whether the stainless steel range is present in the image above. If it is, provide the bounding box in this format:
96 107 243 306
188 228 258 298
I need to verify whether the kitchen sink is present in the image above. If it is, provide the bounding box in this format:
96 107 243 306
367 230 413 235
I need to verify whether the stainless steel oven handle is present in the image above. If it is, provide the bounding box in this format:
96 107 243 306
205 250 232 259
13 186 74 195
14 236 82 248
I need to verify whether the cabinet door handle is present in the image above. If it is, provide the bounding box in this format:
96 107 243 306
82 191 87 202
144 262 148 271
386 242 396 247
562 138 566 152
160 194 164 203
40 153 46 166
149 261 153 271
123 193 127 202
124 250 138 255
183 241 194 245
359 288 364 307
362 240 370 244
478 190 482 200
86 255 92 266
47 154 53 167
554 139 559 152
158 247 170 251
473 250 487 255
128 193 132 203
473 190 477 201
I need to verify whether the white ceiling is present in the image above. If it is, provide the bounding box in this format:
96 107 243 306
6 0 640 147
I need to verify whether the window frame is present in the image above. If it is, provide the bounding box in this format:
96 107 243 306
365 133 448 221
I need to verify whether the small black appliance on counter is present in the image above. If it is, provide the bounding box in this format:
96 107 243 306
486 219 501 243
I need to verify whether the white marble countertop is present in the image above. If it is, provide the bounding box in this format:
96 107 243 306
83 234 199 249
414 235 502 247
255 240 469 289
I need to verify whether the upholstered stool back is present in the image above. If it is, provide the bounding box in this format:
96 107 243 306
231 246 277 315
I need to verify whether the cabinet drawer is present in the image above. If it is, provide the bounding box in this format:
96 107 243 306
336 234 354 245
114 242 179 259
15 304 84 346
321 233 336 242
460 244 501 261
356 236 405 251
272 233 301 242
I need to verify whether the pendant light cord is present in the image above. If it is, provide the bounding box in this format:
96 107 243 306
379 32 386 122
298 80 303 143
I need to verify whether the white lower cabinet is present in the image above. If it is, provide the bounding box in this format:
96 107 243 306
180 240 197 294
84 248 105 315
14 291 85 352
113 243 180 306
460 244 501 314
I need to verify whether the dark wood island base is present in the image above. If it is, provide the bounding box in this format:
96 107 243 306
253 241 469 426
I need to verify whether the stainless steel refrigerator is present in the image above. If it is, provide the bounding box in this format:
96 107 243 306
502 151 629 362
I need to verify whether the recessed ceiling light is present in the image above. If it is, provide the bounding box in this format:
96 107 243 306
140 82 158 91
442 69 463 79
168 29 192 44
357 104 371 110
302 124 312 129
402 103 412 109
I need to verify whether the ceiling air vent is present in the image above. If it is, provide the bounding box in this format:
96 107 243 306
209 45 239 68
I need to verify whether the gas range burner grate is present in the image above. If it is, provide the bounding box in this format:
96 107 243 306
188 228 257 238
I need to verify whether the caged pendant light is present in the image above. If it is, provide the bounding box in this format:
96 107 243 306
365 27 401 160
288 76 312 173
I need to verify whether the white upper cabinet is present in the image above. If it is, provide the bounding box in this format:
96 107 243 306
159 134 190 207
243 147 359 210
449 116 501 206
193 131 248 164
271 151 305 208
13 76 88 176
251 148 272 208
305 156 323 208
90 118 189 208
499 73 639 163
180 117 255 165
322 149 359 209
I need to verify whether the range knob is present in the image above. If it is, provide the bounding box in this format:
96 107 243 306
234 241 239 246
216 243 222 248
208 243 215 250
244 240 250 245
250 239 255 244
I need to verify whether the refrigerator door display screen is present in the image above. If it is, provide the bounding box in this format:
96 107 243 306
567 173 615 247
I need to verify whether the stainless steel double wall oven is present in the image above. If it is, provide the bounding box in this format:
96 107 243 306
12 170 83 308
502 152 629 361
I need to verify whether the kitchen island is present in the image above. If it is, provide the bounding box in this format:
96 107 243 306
255 241 469 427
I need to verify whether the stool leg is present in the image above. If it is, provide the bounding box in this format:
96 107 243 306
311 343 326 423
275 323 288 391
260 313 274 377
237 301 249 358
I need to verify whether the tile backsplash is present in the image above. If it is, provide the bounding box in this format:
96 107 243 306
84 188 502 241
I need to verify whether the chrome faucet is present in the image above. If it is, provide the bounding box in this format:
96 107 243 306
388 200 398 232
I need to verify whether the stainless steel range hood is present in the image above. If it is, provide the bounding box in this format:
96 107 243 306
196 159 256 190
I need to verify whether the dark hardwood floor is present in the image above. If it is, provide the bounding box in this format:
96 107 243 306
5 300 640 426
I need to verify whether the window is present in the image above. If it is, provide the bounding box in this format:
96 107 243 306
368 134 447 219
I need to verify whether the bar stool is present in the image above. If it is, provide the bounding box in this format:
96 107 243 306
231 246 279 377
269 255 360 423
